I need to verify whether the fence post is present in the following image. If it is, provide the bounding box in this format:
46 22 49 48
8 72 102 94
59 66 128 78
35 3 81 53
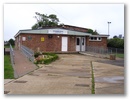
111 49 112 54
116 48 117 56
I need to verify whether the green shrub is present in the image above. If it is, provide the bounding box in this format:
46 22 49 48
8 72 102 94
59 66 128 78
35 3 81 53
34 53 58 64
34 52 41 58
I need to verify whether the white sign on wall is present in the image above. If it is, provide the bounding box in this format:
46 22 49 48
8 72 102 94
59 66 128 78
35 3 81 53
48 29 68 34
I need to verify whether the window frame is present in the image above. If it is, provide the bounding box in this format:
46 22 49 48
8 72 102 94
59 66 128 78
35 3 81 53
89 36 102 41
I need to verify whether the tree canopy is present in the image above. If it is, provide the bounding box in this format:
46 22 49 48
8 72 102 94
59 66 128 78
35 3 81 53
107 38 124 49
87 29 99 35
8 38 15 45
32 12 60 29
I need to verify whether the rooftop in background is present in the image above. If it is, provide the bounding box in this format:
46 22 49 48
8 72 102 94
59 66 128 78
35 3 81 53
14 24 109 38
37 24 89 33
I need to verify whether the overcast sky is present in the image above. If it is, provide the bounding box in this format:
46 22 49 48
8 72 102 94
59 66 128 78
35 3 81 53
4 4 124 41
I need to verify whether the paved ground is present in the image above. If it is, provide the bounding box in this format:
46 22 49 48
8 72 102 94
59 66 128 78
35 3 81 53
93 62 124 94
13 50 37 78
4 54 124 94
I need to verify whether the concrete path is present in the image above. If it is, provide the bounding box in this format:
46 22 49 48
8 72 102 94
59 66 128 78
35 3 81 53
4 54 93 94
93 62 124 94
4 54 124 94
13 50 37 78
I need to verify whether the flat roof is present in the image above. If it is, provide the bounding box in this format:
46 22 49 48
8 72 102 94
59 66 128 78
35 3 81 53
14 28 92 37
14 28 109 38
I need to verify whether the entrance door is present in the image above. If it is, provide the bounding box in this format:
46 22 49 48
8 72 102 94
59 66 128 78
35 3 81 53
81 37 85 51
62 37 68 51
76 37 85 51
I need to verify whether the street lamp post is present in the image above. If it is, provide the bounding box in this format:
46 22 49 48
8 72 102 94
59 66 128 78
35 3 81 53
107 22 111 35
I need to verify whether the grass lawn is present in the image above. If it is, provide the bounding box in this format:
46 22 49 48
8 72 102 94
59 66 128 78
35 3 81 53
4 45 15 48
116 53 124 58
4 55 14 79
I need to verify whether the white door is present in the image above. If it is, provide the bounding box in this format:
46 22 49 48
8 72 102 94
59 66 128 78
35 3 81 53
76 37 80 51
76 37 85 51
62 37 68 51
81 37 85 51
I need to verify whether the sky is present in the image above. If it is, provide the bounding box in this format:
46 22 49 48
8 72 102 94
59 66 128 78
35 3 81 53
4 4 124 41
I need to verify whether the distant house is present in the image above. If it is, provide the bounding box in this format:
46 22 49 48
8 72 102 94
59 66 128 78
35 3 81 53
14 25 109 52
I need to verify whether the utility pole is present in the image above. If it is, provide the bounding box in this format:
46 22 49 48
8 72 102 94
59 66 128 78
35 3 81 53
107 22 111 35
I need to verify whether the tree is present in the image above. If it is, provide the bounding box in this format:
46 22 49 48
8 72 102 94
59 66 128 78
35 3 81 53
113 35 118 38
92 30 99 35
8 38 15 45
87 29 93 34
32 12 60 29
87 29 99 35
107 38 124 49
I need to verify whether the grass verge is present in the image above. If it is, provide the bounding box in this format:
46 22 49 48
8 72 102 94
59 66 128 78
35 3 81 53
90 61 95 94
116 53 124 58
4 45 15 48
4 55 14 79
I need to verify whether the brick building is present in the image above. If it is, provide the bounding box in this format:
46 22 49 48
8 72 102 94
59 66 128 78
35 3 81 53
14 25 109 52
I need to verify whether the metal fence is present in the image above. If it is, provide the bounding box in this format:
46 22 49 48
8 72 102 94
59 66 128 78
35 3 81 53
107 47 124 54
10 44 15 66
86 46 111 54
84 46 124 58
21 45 34 62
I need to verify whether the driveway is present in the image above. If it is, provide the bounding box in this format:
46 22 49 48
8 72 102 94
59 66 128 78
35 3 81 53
4 54 124 94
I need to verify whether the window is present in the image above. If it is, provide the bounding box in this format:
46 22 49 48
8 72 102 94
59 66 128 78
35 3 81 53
89 37 102 41
82 38 84 45
98 37 101 40
90 37 93 40
94 37 97 40
77 38 80 45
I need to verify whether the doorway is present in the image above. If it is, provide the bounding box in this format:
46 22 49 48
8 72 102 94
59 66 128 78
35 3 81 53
61 37 68 51
76 37 85 51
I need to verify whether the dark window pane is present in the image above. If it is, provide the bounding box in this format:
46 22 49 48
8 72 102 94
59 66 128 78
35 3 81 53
82 38 84 45
94 37 97 40
77 38 80 45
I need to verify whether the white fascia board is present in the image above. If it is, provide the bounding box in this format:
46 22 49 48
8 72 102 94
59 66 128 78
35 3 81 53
14 28 92 37
89 35 109 37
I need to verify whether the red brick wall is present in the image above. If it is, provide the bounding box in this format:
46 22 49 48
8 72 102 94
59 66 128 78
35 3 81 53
68 36 76 51
16 34 76 52
15 33 107 52
86 37 107 48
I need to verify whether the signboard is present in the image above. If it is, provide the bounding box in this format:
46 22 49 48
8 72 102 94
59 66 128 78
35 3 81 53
48 29 68 34
41 37 44 41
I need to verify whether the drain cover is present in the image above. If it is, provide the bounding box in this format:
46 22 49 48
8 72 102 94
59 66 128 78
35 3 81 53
75 84 89 87
4 91 10 94
14 81 27 83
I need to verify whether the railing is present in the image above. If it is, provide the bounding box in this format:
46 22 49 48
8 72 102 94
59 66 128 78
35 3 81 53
86 46 111 54
84 46 124 58
107 47 124 54
21 45 34 62
10 44 15 66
